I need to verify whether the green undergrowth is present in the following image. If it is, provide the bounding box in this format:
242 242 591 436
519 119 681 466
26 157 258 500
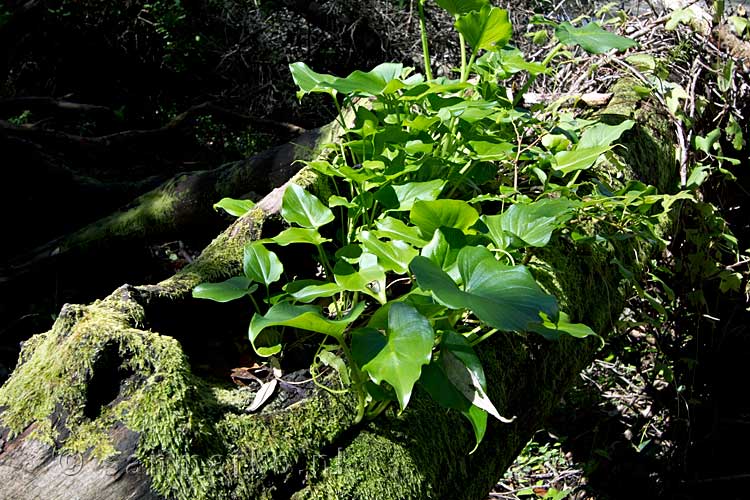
197 0 689 452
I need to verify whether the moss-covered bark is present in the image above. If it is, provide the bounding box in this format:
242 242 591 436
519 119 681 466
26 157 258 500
0 81 678 500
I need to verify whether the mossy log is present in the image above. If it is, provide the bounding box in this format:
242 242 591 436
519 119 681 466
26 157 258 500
0 120 337 283
0 81 677 500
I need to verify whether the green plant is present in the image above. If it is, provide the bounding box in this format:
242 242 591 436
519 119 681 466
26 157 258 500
194 3 675 450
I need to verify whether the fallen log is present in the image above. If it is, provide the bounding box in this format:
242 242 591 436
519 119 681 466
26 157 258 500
0 120 338 284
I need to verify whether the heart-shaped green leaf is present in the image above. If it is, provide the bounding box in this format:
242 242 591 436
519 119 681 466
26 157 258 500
288 282 343 303
192 277 258 302
455 6 512 51
421 227 466 278
213 198 255 217
555 21 637 54
269 227 330 246
553 146 610 175
249 302 366 356
418 331 500 450
375 179 445 211
334 253 387 303
410 199 479 239
281 183 335 229
420 361 488 451
528 312 600 342
356 302 434 410
410 247 558 332
577 120 635 148
358 231 418 275
374 217 429 247
482 198 577 249
289 62 337 99
329 63 422 96
243 242 283 287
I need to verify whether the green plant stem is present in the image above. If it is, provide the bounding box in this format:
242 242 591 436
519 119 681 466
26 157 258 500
418 0 433 80
337 337 367 423
461 50 478 83
248 294 263 314
366 400 392 419
459 31 467 80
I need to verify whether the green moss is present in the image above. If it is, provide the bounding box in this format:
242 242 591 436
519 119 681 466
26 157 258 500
0 282 361 498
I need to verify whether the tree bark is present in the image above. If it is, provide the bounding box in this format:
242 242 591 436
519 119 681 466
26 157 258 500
0 80 678 500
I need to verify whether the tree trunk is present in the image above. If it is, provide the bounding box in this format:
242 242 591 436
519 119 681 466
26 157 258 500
0 80 678 500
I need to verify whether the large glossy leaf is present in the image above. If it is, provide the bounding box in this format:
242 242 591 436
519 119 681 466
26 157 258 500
419 330 506 450
288 282 343 303
528 312 600 341
410 199 479 239
420 361 488 451
410 248 558 332
213 198 254 217
269 227 330 246
421 227 466 278
330 63 422 96
555 21 637 54
374 179 445 211
334 253 387 303
374 217 428 247
463 257 558 330
243 242 283 287
469 140 514 160
435 0 488 16
455 6 512 51
358 231 418 275
578 120 635 148
482 198 577 248
356 302 434 410
436 100 497 124
476 47 547 78
289 62 337 99
281 183 334 229
249 302 366 356
192 277 257 302
553 145 610 175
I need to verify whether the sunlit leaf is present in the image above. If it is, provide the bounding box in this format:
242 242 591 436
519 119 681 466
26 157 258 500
375 179 445 211
555 21 636 54
281 183 335 229
213 198 254 217
553 146 610 175
374 217 429 247
410 199 479 238
482 198 577 248
192 277 257 302
577 120 634 149
289 62 337 99
455 6 513 51
270 227 330 246
334 252 387 303
249 302 366 356
358 231 419 274
243 242 283 287
411 247 558 332
528 312 600 342
356 303 434 410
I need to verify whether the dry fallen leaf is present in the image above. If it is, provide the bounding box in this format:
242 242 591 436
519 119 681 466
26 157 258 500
248 378 278 412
